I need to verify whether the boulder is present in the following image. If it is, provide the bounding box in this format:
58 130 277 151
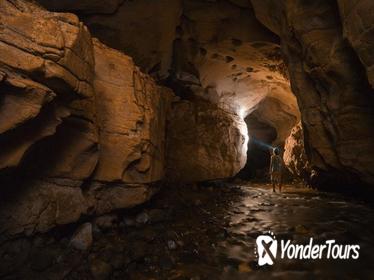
94 214 118 230
135 212 150 225
166 99 247 182
0 181 87 237
85 182 158 216
70 223 93 251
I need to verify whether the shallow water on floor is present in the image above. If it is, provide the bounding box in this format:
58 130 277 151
1 182 374 279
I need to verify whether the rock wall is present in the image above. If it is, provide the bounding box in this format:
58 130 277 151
4 0 374 238
81 0 183 78
36 0 300 137
93 39 172 184
283 122 310 178
0 0 96 174
0 0 253 237
251 0 374 186
35 0 302 181
166 99 247 182
37 0 125 15
338 0 374 88
170 1 300 142
0 0 172 237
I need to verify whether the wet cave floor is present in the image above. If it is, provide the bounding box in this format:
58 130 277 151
2 181 374 280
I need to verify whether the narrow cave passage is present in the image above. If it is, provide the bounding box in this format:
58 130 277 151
0 0 374 279
237 115 278 180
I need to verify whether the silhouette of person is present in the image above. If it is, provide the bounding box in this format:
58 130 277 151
270 147 283 192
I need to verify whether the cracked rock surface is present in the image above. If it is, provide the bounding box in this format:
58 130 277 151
251 0 374 186
0 0 173 237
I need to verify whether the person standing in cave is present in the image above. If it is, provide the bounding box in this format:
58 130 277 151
270 148 283 192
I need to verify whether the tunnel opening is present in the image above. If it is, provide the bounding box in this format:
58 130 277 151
162 35 301 184
237 114 277 180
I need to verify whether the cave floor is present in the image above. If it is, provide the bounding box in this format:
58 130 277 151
2 181 374 279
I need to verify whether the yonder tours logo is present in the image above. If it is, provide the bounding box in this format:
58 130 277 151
255 231 360 266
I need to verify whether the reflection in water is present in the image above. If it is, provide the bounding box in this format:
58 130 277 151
1 182 374 279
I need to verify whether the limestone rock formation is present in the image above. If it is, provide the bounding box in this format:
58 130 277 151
0 0 99 238
180 41 298 125
70 222 93 251
251 0 374 186
93 39 173 184
3 0 374 241
166 99 247 182
283 122 310 178
86 182 158 216
81 0 182 77
338 0 374 88
36 0 302 179
0 0 96 173
0 181 86 237
0 0 173 237
37 0 299 136
170 1 300 146
37 0 124 15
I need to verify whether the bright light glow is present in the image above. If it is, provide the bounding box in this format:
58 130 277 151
242 124 249 153
237 111 249 167
238 107 247 119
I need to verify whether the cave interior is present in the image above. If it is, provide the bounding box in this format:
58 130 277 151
0 0 374 278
